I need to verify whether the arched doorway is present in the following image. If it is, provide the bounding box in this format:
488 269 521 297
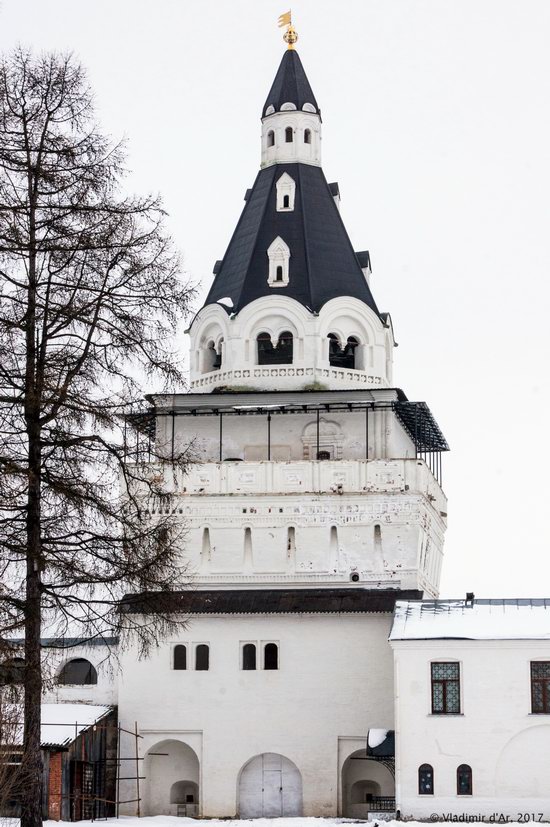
144 739 199 816
341 751 394 818
238 753 302 818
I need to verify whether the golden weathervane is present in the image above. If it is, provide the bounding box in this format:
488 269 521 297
278 10 298 49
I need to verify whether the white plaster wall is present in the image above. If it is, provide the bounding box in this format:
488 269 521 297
261 110 322 168
118 612 395 818
392 639 550 819
187 296 393 393
41 642 117 706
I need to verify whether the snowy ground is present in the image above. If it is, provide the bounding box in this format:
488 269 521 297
0 819 409 827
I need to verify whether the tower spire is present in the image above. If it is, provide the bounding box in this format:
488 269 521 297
278 10 298 50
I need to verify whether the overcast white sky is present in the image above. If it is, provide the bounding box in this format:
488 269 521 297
2 0 549 599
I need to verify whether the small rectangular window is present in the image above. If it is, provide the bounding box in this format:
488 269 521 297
531 661 550 713
431 662 460 714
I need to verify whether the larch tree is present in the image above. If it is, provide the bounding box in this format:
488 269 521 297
0 48 194 827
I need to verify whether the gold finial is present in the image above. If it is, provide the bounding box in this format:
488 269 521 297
278 10 298 50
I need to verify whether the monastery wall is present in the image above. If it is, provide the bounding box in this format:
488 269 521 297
117 612 395 818
392 639 550 818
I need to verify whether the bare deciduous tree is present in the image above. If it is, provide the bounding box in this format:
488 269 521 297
0 48 194 827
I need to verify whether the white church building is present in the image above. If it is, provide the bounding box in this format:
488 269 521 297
30 30 550 822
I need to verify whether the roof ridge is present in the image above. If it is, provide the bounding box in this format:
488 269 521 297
297 164 314 311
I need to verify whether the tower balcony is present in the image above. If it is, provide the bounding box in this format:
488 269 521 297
190 364 389 393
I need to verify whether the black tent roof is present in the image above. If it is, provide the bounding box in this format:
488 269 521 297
203 162 380 317
262 49 319 116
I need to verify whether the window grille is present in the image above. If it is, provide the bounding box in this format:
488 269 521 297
431 662 460 713
457 764 472 795
418 764 434 795
531 661 550 713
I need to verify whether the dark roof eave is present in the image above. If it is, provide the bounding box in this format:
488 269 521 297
120 588 424 616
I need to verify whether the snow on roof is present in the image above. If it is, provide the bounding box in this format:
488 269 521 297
390 599 550 641
367 728 388 749
41 704 113 747
3 704 113 748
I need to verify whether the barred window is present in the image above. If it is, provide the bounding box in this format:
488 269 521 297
431 662 460 713
457 764 472 795
418 764 434 795
531 662 550 713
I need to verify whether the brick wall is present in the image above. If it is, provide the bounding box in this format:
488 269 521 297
48 752 62 821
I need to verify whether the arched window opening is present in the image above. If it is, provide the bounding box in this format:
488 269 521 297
276 331 293 364
457 764 472 795
328 334 360 369
215 338 223 369
418 764 434 795
304 129 311 144
276 265 284 281
203 339 221 373
0 657 25 686
58 658 97 686
174 644 187 670
264 643 279 670
267 130 275 147
257 332 293 365
243 643 257 671
276 174 296 212
195 644 209 671
257 332 274 365
285 127 293 143
317 450 331 460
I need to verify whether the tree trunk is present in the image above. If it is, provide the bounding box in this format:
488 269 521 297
21 414 44 826
21 168 44 827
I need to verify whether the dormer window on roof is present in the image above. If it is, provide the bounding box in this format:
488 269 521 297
276 173 296 212
267 236 290 287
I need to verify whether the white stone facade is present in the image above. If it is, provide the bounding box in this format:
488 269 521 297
261 109 322 169
135 457 446 595
117 613 396 818
391 634 550 819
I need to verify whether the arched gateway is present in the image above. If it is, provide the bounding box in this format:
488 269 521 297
144 739 199 816
238 753 302 818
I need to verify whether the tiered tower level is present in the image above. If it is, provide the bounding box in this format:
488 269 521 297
146 48 449 597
